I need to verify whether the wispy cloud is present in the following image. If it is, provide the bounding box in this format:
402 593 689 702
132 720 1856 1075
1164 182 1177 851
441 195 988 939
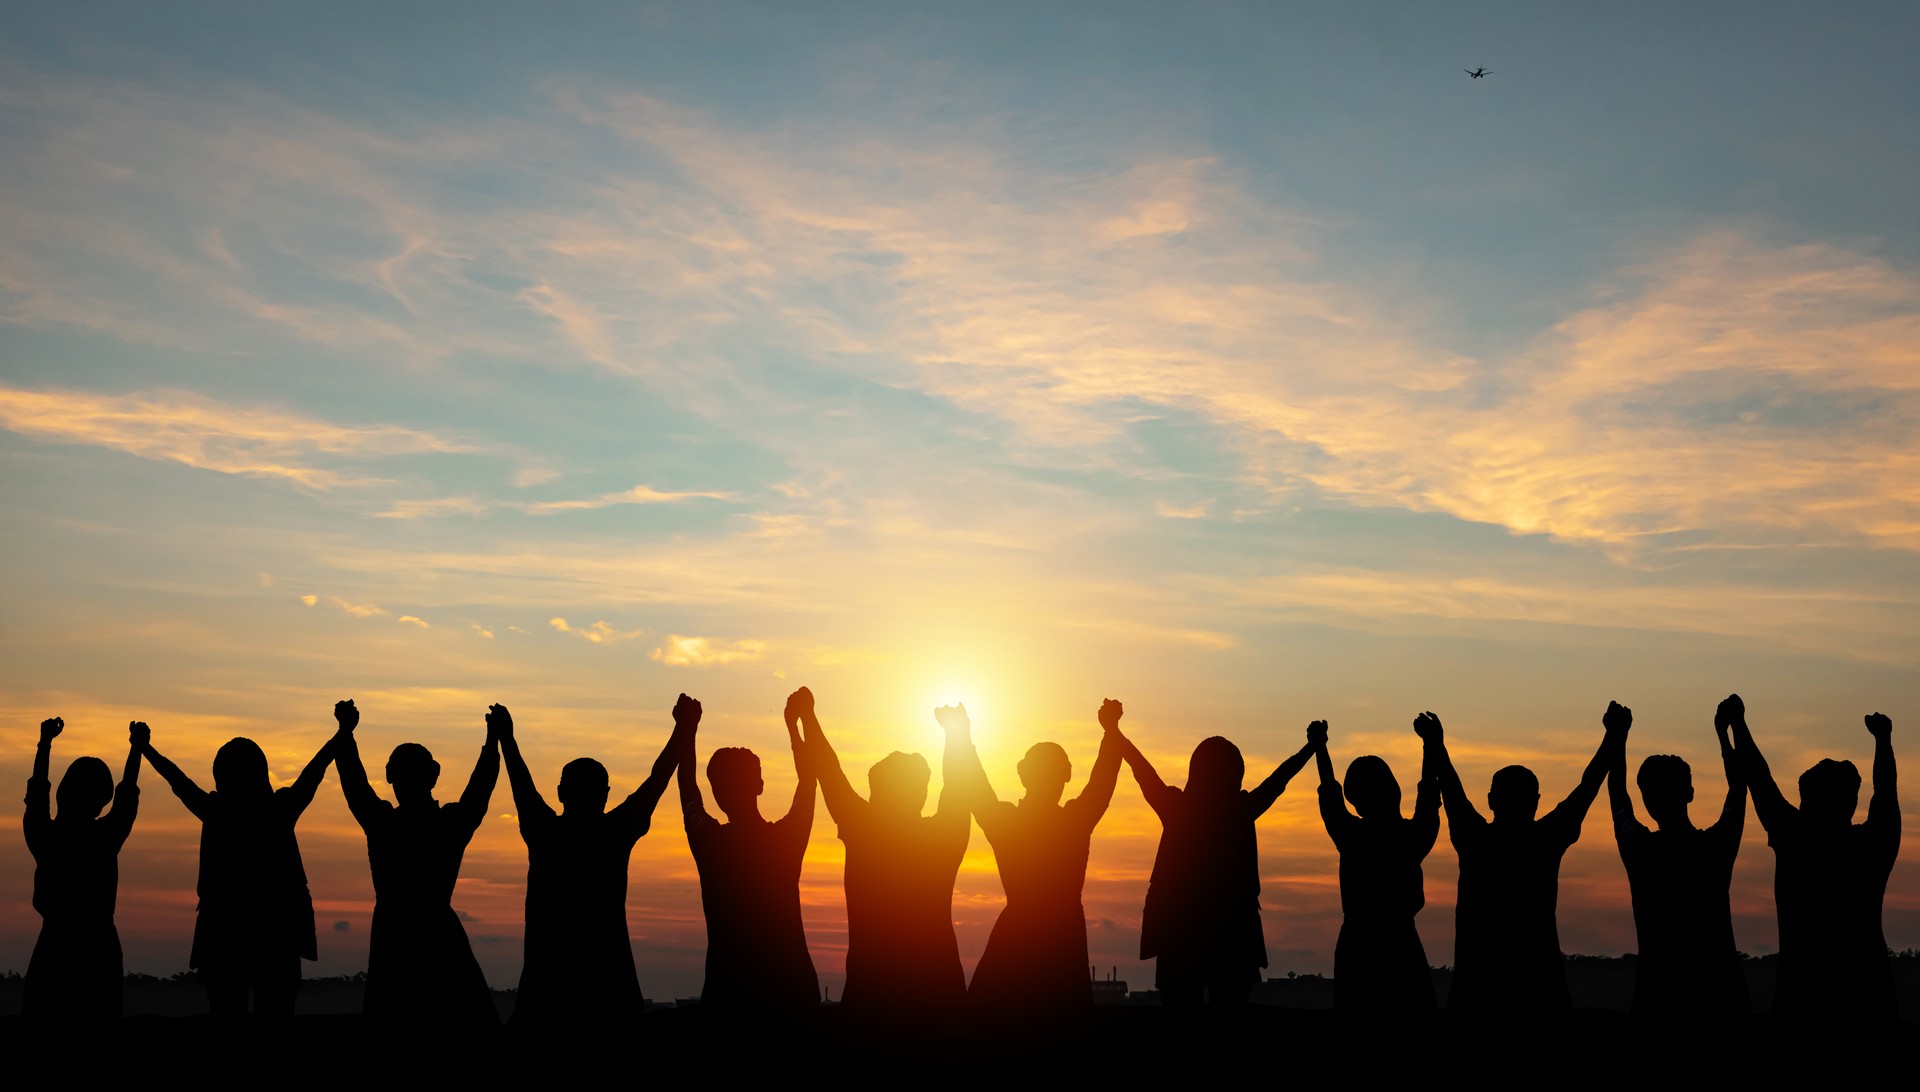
650 634 768 667
549 617 644 644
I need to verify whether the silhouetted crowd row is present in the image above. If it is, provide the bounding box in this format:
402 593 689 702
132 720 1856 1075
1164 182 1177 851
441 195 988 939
19 691 1901 1023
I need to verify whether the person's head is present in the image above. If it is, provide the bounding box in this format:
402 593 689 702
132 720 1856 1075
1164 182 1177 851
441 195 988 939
558 757 610 815
707 747 764 819
55 756 113 820
1636 754 1694 826
1344 755 1402 819
213 737 272 799
385 743 441 796
1797 758 1860 827
868 751 930 817
1487 765 1540 823
1187 736 1245 798
1017 742 1072 804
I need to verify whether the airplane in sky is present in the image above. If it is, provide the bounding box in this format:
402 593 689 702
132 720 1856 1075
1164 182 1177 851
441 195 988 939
1465 67 1491 79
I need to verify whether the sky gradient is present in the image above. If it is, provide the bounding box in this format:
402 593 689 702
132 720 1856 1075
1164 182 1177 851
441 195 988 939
3 2 1918 999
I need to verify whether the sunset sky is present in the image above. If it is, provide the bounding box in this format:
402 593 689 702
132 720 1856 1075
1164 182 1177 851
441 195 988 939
3 2 1917 1000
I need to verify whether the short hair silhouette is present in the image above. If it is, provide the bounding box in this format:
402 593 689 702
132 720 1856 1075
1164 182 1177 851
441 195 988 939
1636 754 1693 810
557 757 610 813
1798 758 1860 823
55 757 113 817
706 747 763 816
1488 764 1540 818
1017 741 1071 792
1187 736 1245 795
385 743 440 790
868 750 931 813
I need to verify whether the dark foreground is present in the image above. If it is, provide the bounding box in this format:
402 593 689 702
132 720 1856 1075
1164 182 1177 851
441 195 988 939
2 1004 1913 1078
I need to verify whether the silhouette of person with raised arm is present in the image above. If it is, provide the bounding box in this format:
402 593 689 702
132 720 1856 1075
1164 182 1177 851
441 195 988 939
1312 718 1441 1012
1725 694 1899 1020
803 695 970 1013
948 698 1125 1015
140 727 337 1015
331 698 500 1022
1607 696 1748 1018
22 717 143 1018
498 700 688 1024
1426 705 1623 1014
678 688 820 1013
1116 724 1314 1006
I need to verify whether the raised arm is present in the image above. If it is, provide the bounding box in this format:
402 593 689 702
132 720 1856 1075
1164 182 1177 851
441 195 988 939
1069 699 1127 822
674 694 712 830
1711 700 1745 836
1115 727 1174 818
1546 701 1630 829
330 700 384 828
492 705 553 825
780 688 817 827
800 695 864 825
1250 723 1318 819
935 703 981 823
1414 711 1483 832
1723 694 1793 833
1310 721 1354 841
1865 712 1897 842
936 703 994 819
1412 724 1441 853
1607 702 1642 835
104 721 146 843
282 728 338 818
24 717 61 851
454 713 502 832
140 733 211 821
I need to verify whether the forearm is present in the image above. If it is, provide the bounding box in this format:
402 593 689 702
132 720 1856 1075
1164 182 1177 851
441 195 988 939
501 738 541 810
121 743 143 787
32 740 52 784
1314 743 1336 788
1874 732 1896 797
140 745 195 797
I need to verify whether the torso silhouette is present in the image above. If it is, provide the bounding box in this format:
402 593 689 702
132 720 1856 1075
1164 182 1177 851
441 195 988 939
342 742 498 1022
514 800 651 1020
1448 809 1581 1012
188 791 317 973
838 806 969 1009
22 778 137 1017
1320 781 1439 1010
687 809 819 1010
1765 809 1899 1016
1615 817 1746 1016
1139 788 1266 985
968 796 1103 1007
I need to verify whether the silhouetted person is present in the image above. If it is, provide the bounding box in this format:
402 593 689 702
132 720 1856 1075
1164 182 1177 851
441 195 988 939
22 717 142 1018
1426 706 1620 1014
805 696 970 1013
1312 718 1440 1012
498 701 688 1024
141 728 337 1015
1607 696 1748 1018
678 688 820 1013
331 698 500 1022
948 698 1124 1015
1118 725 1314 1006
1726 695 1899 1020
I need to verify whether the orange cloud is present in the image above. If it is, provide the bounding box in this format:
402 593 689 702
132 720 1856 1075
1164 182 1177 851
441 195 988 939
650 634 768 667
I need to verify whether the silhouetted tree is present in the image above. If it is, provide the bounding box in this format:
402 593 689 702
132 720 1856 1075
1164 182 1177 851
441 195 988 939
1313 718 1440 1012
1118 722 1314 1006
332 699 499 1023
141 727 336 1015
1427 705 1622 1014
499 700 688 1023
1606 695 1749 1018
805 696 970 1013
21 717 142 1018
949 698 1124 1014
678 688 820 1013
1728 695 1899 1020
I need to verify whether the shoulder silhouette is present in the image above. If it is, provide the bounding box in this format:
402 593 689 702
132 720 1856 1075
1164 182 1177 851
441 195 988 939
21 717 142 1018
332 698 500 1023
1607 695 1749 1018
1727 695 1900 1020
1315 717 1442 1012
678 688 820 1012
803 694 970 1016
142 723 336 1015
1430 705 1621 1014
957 697 1125 1015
